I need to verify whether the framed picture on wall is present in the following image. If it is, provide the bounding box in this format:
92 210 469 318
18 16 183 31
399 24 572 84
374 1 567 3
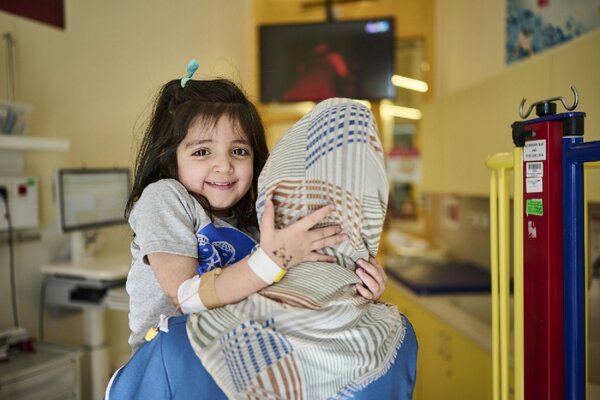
0 0 65 29
506 0 600 63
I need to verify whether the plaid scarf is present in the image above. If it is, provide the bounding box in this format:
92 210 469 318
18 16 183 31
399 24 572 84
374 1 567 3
187 98 406 399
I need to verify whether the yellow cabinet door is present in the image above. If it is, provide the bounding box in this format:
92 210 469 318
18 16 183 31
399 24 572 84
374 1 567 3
444 325 492 400
382 280 493 400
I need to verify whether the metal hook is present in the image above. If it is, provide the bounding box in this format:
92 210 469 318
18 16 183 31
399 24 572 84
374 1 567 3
519 85 579 119
3 32 15 102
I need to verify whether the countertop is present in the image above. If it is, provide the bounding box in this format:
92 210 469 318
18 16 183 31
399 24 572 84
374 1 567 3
387 275 600 395
387 277 494 353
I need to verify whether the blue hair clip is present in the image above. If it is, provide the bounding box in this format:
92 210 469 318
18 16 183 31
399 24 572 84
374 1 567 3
180 59 199 88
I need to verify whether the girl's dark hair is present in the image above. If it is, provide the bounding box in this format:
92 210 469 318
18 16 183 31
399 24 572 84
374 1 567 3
125 78 268 229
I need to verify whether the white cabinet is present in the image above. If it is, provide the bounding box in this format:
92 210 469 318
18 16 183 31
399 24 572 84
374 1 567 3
0 343 81 400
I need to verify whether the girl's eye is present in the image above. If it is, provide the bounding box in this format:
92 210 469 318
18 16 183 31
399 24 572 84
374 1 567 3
192 149 210 156
232 148 250 156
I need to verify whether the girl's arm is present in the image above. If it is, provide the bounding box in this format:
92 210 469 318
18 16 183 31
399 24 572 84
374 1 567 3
148 252 268 307
150 200 346 309
150 252 389 308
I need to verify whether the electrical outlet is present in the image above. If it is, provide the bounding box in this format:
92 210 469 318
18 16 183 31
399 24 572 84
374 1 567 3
468 210 490 231
0 176 39 231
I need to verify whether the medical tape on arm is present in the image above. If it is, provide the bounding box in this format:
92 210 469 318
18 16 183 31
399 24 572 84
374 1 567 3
177 267 225 314
177 275 207 314
198 268 223 309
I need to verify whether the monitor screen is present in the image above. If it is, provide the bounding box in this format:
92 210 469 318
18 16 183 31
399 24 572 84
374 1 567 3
56 168 130 232
259 18 395 103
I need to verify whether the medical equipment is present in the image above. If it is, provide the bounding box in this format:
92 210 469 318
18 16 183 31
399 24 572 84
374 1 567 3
487 86 600 400
0 176 38 231
54 168 130 262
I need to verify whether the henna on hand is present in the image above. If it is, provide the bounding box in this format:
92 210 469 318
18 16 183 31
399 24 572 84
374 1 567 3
273 247 293 269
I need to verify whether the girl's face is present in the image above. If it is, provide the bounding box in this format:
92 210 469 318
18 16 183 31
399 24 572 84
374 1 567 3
176 116 254 217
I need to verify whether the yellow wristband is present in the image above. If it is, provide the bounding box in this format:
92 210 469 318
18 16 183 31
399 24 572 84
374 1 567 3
247 247 287 284
273 268 287 283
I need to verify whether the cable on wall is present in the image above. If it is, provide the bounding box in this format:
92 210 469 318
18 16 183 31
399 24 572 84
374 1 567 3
0 186 19 327
39 278 47 341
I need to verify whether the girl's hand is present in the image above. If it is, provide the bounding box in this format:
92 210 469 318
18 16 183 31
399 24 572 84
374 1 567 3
355 256 387 301
260 198 347 270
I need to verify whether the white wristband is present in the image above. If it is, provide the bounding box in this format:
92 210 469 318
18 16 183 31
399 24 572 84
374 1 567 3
247 247 287 284
177 275 207 314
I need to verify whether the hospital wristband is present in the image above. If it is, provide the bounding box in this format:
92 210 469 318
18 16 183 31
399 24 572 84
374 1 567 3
247 247 287 284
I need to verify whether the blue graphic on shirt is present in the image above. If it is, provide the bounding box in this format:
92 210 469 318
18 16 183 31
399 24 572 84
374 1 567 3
196 223 257 276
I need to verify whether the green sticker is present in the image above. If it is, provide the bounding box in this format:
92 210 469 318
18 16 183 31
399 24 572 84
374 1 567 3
526 199 543 216
27 178 36 186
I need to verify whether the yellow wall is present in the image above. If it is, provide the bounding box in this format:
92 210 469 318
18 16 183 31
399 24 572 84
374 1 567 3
0 0 253 377
434 0 506 98
422 29 600 199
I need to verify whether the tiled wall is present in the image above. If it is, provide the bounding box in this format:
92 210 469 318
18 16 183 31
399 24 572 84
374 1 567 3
427 194 493 269
426 193 600 274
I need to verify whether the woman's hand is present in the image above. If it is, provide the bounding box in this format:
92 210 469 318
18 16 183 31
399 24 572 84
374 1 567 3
355 256 387 301
260 198 347 270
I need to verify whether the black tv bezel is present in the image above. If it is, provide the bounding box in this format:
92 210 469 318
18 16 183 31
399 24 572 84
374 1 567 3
258 17 396 103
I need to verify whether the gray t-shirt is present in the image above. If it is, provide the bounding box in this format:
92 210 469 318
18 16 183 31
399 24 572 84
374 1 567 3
126 178 257 351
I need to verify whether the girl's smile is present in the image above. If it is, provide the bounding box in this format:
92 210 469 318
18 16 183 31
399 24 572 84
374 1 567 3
206 181 236 188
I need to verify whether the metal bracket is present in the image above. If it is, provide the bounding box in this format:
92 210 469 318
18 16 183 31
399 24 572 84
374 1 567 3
519 85 579 119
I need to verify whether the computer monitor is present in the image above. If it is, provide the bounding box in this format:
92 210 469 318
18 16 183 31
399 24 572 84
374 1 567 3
55 168 130 262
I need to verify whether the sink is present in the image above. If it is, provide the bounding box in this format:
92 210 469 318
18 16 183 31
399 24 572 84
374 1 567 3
386 260 491 295
447 294 493 325
441 282 600 391
447 294 516 332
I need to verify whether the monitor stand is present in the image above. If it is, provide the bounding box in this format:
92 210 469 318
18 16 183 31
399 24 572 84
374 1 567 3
70 231 99 263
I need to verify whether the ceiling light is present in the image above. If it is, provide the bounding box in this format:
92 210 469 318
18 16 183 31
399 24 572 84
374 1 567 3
380 104 422 120
391 75 429 93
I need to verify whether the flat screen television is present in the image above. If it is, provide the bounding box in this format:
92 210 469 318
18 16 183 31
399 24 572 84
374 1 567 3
259 18 395 103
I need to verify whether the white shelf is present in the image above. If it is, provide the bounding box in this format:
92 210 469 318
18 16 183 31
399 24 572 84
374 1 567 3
0 135 70 152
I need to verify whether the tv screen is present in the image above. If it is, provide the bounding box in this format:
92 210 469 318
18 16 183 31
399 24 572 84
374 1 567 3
259 18 395 103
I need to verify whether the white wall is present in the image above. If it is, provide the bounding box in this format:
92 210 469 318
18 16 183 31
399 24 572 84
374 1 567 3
0 0 253 382
434 0 506 98
1 0 254 224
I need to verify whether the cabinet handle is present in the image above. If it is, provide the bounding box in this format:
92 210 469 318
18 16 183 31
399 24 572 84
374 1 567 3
438 331 452 361
445 332 452 361
437 331 446 357
438 331 453 361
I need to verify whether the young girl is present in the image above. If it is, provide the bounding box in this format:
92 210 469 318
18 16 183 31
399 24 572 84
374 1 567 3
124 60 387 352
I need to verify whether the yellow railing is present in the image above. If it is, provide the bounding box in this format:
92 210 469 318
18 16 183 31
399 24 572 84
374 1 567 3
486 149 523 400
487 156 599 400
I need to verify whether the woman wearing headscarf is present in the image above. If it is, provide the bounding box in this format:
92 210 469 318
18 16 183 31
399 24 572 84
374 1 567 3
107 98 417 400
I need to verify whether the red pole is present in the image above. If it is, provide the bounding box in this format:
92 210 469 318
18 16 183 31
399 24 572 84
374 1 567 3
520 117 564 399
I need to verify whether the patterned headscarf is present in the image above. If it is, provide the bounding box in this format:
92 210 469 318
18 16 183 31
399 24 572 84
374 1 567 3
187 98 406 399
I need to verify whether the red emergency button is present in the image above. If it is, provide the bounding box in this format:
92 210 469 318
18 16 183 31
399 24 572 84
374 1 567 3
18 184 27 196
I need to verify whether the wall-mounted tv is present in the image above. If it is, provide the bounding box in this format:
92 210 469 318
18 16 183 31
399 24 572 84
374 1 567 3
259 18 395 103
